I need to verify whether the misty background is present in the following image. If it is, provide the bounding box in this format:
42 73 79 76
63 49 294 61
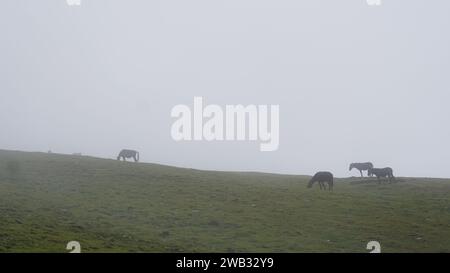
0 0 449 178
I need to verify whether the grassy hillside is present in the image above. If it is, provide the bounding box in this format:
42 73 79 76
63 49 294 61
0 149 449 253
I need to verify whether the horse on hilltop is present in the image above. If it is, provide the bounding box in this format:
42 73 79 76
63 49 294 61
117 149 140 162
368 167 395 183
349 162 374 177
307 172 334 191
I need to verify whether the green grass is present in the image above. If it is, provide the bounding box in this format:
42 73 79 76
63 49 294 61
0 149 449 253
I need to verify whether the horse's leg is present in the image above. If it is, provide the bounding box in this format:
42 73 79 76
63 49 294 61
318 182 323 190
360 169 363 177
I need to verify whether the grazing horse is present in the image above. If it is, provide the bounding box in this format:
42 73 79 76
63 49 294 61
307 172 334 191
349 162 374 177
368 167 394 183
117 149 140 162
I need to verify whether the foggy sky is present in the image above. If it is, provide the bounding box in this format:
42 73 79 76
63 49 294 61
1 0 449 178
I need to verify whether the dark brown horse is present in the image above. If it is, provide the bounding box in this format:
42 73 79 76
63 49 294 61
307 172 334 191
368 167 395 183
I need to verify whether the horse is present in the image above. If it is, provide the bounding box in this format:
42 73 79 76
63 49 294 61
368 167 394 183
349 162 374 177
117 149 140 162
307 171 334 191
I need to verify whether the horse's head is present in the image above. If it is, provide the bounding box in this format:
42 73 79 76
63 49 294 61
307 179 314 188
367 168 373 176
349 163 354 171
